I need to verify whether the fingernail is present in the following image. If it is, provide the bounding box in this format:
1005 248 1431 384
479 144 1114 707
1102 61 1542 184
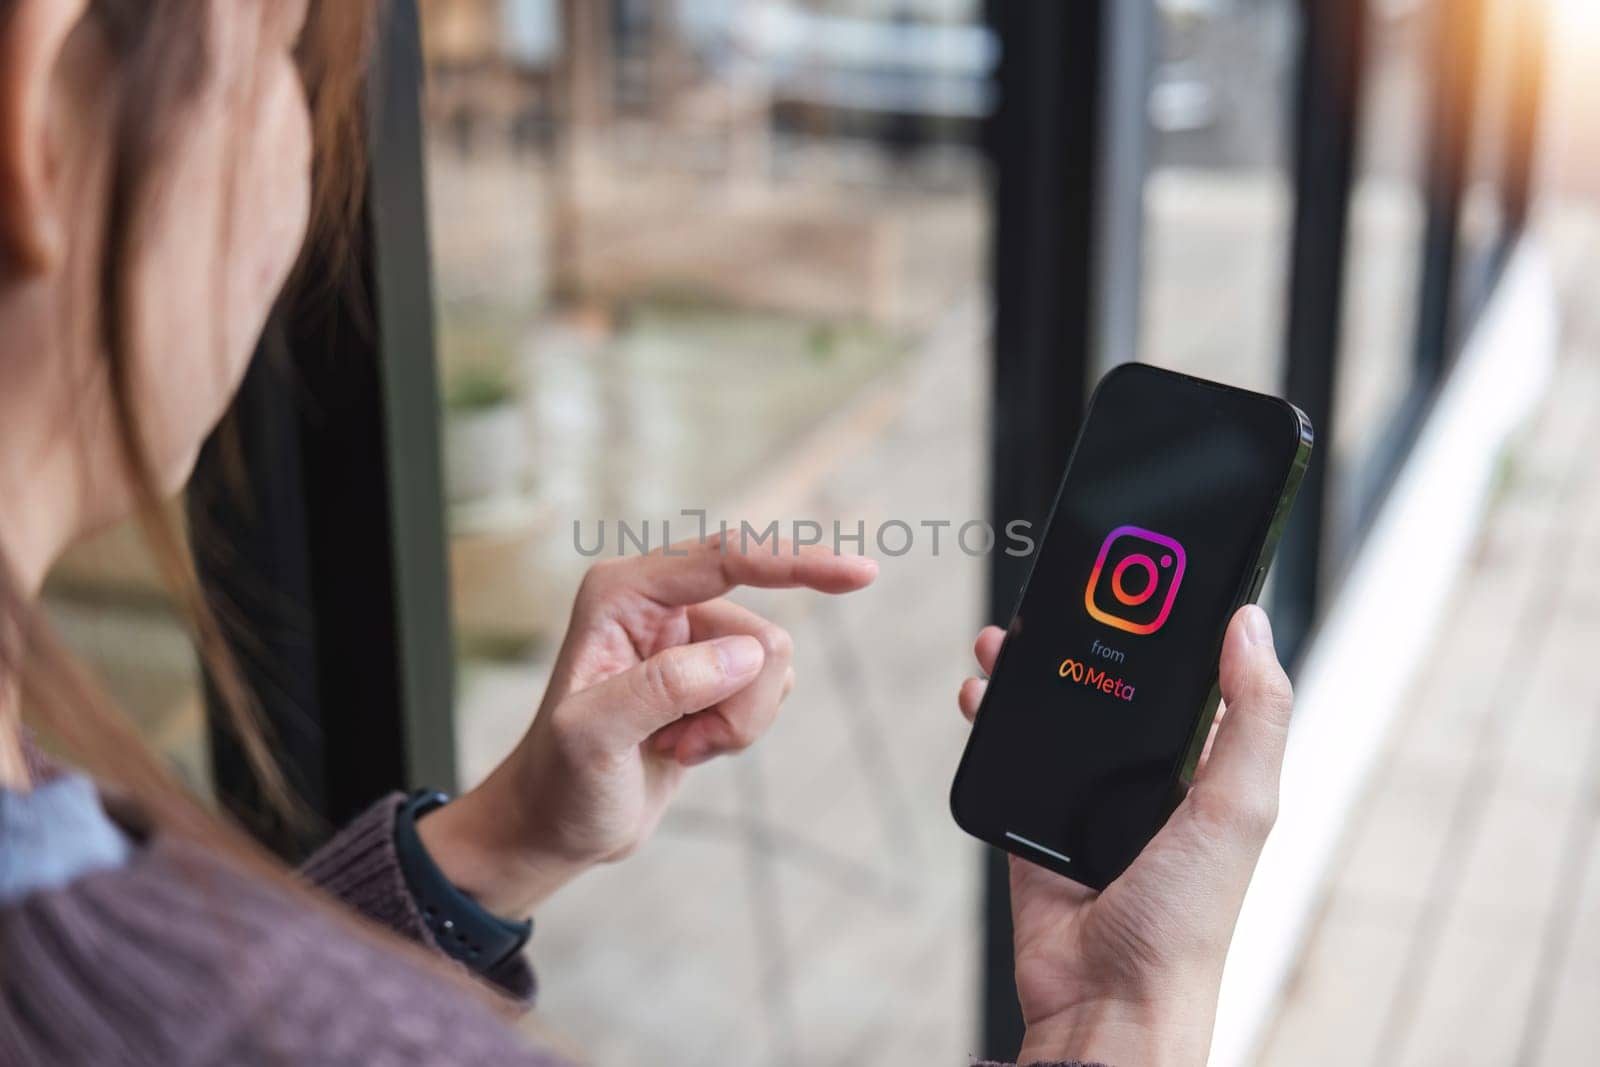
1243 605 1274 648
715 635 764 677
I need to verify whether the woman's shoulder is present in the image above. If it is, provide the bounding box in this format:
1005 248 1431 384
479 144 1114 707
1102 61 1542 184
0 834 566 1066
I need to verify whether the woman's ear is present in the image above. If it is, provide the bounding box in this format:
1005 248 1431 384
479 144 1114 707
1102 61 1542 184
0 0 90 277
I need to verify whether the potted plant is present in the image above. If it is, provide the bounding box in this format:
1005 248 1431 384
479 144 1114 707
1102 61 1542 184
444 364 525 505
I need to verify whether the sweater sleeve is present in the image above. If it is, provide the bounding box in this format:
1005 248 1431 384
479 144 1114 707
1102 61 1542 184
299 791 537 1005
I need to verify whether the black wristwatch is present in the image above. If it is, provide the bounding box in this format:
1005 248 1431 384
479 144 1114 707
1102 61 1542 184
393 790 532 979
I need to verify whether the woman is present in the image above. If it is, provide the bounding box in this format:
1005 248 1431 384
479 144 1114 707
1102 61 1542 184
0 2 1295 1064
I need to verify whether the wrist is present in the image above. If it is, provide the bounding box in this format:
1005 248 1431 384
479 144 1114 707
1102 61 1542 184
415 785 589 916
1016 995 1213 1067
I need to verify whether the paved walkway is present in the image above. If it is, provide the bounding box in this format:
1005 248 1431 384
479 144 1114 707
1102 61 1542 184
1257 239 1600 1066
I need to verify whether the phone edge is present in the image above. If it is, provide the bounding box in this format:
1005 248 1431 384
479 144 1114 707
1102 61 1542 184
949 365 1315 889
1173 399 1315 788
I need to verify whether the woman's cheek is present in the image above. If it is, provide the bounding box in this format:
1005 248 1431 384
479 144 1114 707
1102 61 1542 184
226 57 312 371
129 56 313 497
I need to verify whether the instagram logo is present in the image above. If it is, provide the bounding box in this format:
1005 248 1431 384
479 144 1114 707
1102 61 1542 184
1085 525 1187 635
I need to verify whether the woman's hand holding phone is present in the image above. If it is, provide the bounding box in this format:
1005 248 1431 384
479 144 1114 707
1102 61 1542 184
958 605 1293 1067
419 536 878 917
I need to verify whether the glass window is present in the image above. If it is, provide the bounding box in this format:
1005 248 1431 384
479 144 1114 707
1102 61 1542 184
421 1 994 1060
1140 0 1300 393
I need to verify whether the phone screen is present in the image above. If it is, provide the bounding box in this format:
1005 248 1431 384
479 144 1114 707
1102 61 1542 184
951 363 1309 888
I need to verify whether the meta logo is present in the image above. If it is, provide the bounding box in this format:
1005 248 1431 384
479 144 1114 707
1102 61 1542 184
1085 525 1186 635
1058 657 1136 701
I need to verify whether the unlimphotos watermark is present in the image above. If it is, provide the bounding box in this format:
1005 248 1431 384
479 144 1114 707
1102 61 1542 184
571 509 1038 559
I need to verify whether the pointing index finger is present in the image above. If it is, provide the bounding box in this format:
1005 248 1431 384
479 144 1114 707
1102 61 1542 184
615 534 878 606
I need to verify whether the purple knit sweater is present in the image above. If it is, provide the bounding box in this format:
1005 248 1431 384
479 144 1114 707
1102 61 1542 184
0 751 1097 1065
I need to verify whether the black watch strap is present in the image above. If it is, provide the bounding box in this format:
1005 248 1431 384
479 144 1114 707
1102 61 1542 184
393 790 532 978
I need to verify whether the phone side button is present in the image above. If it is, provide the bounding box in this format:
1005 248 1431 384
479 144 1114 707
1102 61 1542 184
1247 566 1268 602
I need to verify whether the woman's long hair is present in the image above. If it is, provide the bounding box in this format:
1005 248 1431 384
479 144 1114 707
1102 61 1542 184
8 0 367 838
0 0 510 1013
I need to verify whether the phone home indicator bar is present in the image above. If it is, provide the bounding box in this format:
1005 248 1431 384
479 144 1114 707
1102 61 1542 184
1005 831 1072 865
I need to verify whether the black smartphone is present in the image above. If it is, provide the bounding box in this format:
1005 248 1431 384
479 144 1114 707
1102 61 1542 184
950 362 1312 890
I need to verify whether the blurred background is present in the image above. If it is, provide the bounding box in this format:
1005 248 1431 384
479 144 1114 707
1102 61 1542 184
38 0 1600 1063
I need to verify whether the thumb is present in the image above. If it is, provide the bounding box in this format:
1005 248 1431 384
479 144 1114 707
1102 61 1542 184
566 636 766 750
1191 605 1294 843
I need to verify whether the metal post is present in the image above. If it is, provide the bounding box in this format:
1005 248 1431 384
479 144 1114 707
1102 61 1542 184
1413 0 1485 383
367 0 458 798
981 0 1150 1057
1272 0 1366 670
1501 3 1546 239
